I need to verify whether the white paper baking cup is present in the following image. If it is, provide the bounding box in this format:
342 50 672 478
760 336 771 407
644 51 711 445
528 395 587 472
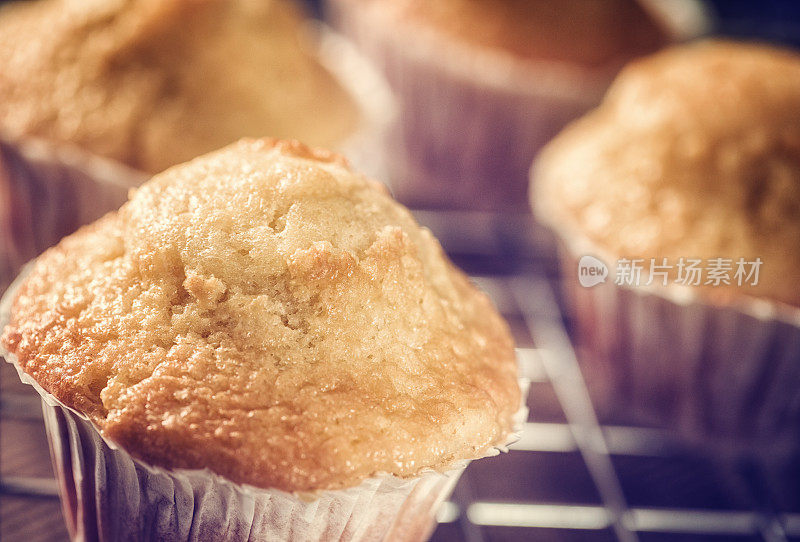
1 267 527 542
554 230 800 460
41 403 464 542
326 0 706 212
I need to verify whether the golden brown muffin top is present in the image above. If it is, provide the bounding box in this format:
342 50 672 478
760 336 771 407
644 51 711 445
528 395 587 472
0 0 359 173
534 40 800 307
2 139 520 492
347 0 670 67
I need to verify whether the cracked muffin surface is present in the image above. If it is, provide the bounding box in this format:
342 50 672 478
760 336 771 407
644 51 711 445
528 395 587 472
1 139 520 491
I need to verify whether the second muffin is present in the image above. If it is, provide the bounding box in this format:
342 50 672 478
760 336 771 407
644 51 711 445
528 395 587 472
534 40 800 455
328 0 691 211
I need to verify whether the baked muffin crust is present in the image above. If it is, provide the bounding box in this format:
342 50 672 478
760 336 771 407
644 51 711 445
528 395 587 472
534 40 800 307
0 0 359 173
346 0 670 67
2 139 520 492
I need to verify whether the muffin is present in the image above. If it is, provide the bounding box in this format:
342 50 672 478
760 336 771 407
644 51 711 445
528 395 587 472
1 138 522 541
533 40 800 456
0 0 361 174
327 0 701 211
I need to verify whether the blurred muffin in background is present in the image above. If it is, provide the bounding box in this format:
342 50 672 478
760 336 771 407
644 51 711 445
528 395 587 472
375 0 669 65
0 0 360 173
533 40 800 456
328 0 702 211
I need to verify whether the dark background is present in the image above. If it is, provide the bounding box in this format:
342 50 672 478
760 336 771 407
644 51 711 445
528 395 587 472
701 0 800 47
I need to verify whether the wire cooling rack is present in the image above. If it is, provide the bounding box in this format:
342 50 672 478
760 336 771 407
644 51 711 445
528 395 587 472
1 209 799 542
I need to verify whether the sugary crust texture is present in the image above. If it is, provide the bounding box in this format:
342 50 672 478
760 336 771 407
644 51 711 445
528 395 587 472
534 41 800 307
346 0 670 67
0 0 359 173
2 139 520 492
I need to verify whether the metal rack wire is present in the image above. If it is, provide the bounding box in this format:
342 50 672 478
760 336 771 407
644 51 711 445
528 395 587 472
1 209 799 541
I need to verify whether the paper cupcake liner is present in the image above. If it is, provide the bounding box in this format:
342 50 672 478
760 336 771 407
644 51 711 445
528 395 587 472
40 402 462 542
1 267 528 542
0 134 146 295
557 237 800 460
326 0 706 212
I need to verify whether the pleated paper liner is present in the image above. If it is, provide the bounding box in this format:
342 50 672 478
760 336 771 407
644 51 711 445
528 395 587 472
314 24 397 183
42 401 463 542
556 231 800 463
